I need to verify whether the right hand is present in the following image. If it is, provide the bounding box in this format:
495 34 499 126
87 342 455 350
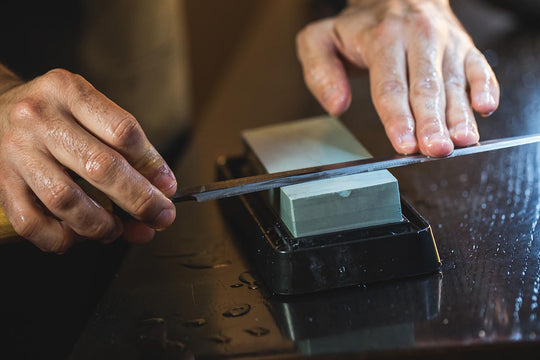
0 69 177 253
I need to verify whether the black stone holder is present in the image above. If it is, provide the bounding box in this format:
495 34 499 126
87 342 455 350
217 155 441 295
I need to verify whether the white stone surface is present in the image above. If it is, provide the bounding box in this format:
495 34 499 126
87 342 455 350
242 116 402 237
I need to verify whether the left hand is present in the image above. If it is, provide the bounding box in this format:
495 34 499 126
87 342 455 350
296 0 499 157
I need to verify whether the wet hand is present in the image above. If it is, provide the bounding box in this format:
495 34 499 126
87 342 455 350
296 0 499 157
0 69 177 253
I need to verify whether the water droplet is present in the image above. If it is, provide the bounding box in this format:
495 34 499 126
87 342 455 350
239 271 259 284
478 329 486 338
223 304 251 317
137 317 167 353
180 259 231 269
208 333 231 344
140 317 166 325
239 271 261 290
442 318 449 325
244 326 270 337
165 340 185 350
182 318 207 327
230 283 244 288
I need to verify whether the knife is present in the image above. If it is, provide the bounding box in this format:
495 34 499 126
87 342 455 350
172 133 540 202
1 134 539 241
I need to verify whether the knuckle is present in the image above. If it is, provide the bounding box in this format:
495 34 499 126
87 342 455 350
38 68 74 92
130 186 156 219
43 68 76 86
374 79 407 98
470 70 490 85
372 18 400 40
409 11 437 39
383 116 414 134
85 219 113 239
444 74 466 90
42 182 79 212
85 149 120 184
10 98 46 123
11 211 40 240
303 59 334 90
40 69 90 97
418 119 445 135
296 23 317 46
305 62 326 84
412 73 442 96
109 114 143 149
296 20 332 56
467 56 492 84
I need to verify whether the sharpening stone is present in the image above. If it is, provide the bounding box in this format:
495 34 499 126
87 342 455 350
242 115 403 237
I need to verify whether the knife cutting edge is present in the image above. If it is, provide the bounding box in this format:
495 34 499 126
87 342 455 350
171 133 540 203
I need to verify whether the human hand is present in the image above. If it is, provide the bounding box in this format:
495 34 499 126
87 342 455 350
296 0 499 157
0 68 177 253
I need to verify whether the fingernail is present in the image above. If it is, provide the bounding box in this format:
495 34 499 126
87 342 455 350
451 123 479 144
155 164 177 193
153 207 175 229
398 133 417 154
425 133 454 156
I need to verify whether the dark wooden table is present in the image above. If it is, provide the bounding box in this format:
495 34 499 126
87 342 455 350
64 1 540 358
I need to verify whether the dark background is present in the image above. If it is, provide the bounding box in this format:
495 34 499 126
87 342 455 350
1 0 540 359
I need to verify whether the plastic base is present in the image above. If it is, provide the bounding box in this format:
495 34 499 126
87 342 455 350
217 156 441 295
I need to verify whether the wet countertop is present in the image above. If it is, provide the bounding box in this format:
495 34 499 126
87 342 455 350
70 2 540 359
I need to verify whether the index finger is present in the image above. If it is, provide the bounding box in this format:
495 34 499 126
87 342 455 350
47 70 177 197
368 40 418 155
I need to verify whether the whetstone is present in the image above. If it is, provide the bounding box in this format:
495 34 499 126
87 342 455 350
242 116 402 238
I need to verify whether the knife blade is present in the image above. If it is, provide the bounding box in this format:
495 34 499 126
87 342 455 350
171 133 540 203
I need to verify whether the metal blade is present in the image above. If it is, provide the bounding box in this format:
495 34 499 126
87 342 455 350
171 133 540 203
